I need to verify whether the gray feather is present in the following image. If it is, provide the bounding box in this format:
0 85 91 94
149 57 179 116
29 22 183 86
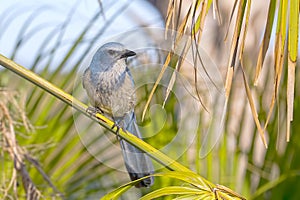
82 42 154 187
119 112 154 187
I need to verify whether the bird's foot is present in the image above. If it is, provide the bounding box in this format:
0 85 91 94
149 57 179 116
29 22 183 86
86 106 104 117
111 120 126 140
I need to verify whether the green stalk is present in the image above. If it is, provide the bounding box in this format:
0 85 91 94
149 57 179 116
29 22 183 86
0 54 192 173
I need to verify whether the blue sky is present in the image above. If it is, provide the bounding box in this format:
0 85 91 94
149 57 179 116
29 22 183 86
0 0 164 70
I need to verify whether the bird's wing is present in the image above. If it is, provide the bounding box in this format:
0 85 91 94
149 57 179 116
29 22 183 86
82 68 90 89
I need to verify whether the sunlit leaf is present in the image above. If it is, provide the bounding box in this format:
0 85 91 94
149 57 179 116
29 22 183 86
254 0 277 84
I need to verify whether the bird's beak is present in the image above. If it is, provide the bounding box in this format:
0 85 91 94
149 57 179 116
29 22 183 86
120 50 136 59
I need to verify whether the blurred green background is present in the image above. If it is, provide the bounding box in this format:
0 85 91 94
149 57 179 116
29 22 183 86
0 0 299 199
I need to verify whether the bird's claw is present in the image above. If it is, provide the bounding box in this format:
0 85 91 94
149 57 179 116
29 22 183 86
111 121 126 140
86 106 104 117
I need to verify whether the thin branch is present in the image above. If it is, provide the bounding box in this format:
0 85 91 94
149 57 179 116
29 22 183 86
0 53 193 174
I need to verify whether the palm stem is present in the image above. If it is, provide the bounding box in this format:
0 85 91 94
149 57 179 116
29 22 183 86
0 53 193 174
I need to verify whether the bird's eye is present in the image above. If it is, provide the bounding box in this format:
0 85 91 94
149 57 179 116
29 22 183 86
108 50 114 55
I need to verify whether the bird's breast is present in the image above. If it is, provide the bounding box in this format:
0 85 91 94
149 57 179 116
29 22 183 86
83 64 136 118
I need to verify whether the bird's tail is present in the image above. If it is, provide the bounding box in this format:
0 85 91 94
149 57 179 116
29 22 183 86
119 112 154 188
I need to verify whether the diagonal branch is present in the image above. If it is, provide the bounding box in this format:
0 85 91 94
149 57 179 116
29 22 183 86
0 53 192 174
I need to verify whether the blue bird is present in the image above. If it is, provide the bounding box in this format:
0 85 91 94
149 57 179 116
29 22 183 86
82 42 154 187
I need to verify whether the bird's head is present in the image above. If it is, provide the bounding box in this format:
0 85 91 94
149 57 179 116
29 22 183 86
90 42 136 71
